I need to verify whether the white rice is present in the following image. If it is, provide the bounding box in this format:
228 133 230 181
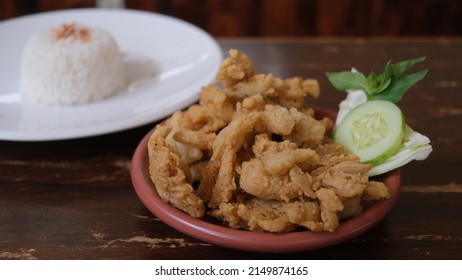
20 23 126 106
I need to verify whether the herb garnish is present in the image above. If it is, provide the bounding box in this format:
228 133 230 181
326 57 428 103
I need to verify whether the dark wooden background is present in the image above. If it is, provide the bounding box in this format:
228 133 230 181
1 0 462 37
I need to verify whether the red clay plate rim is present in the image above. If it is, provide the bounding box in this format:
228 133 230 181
130 107 401 253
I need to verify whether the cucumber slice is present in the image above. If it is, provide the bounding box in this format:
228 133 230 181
334 100 406 165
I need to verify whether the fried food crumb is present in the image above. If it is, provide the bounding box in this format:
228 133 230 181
53 23 91 42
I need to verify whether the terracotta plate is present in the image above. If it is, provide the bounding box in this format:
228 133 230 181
131 107 401 253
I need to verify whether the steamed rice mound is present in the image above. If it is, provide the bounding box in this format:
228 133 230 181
20 23 126 106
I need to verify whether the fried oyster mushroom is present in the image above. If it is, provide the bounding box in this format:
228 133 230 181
147 49 390 232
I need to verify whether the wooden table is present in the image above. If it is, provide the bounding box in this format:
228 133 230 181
1 38 461 260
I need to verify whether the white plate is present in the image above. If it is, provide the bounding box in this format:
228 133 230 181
0 9 222 141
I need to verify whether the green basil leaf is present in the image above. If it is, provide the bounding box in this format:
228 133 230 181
374 77 391 95
364 72 376 96
325 71 367 91
377 61 393 86
369 69 428 102
392 56 427 77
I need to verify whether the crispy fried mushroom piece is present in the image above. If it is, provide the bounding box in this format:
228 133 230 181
362 181 390 200
284 107 326 147
272 77 320 109
240 161 317 202
212 112 260 161
211 199 322 233
195 160 220 203
208 147 238 209
338 196 363 220
252 133 317 175
147 125 205 218
231 74 276 101
320 161 370 197
260 104 295 136
216 49 254 89
315 188 343 232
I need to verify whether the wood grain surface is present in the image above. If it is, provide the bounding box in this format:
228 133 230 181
1 38 461 259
